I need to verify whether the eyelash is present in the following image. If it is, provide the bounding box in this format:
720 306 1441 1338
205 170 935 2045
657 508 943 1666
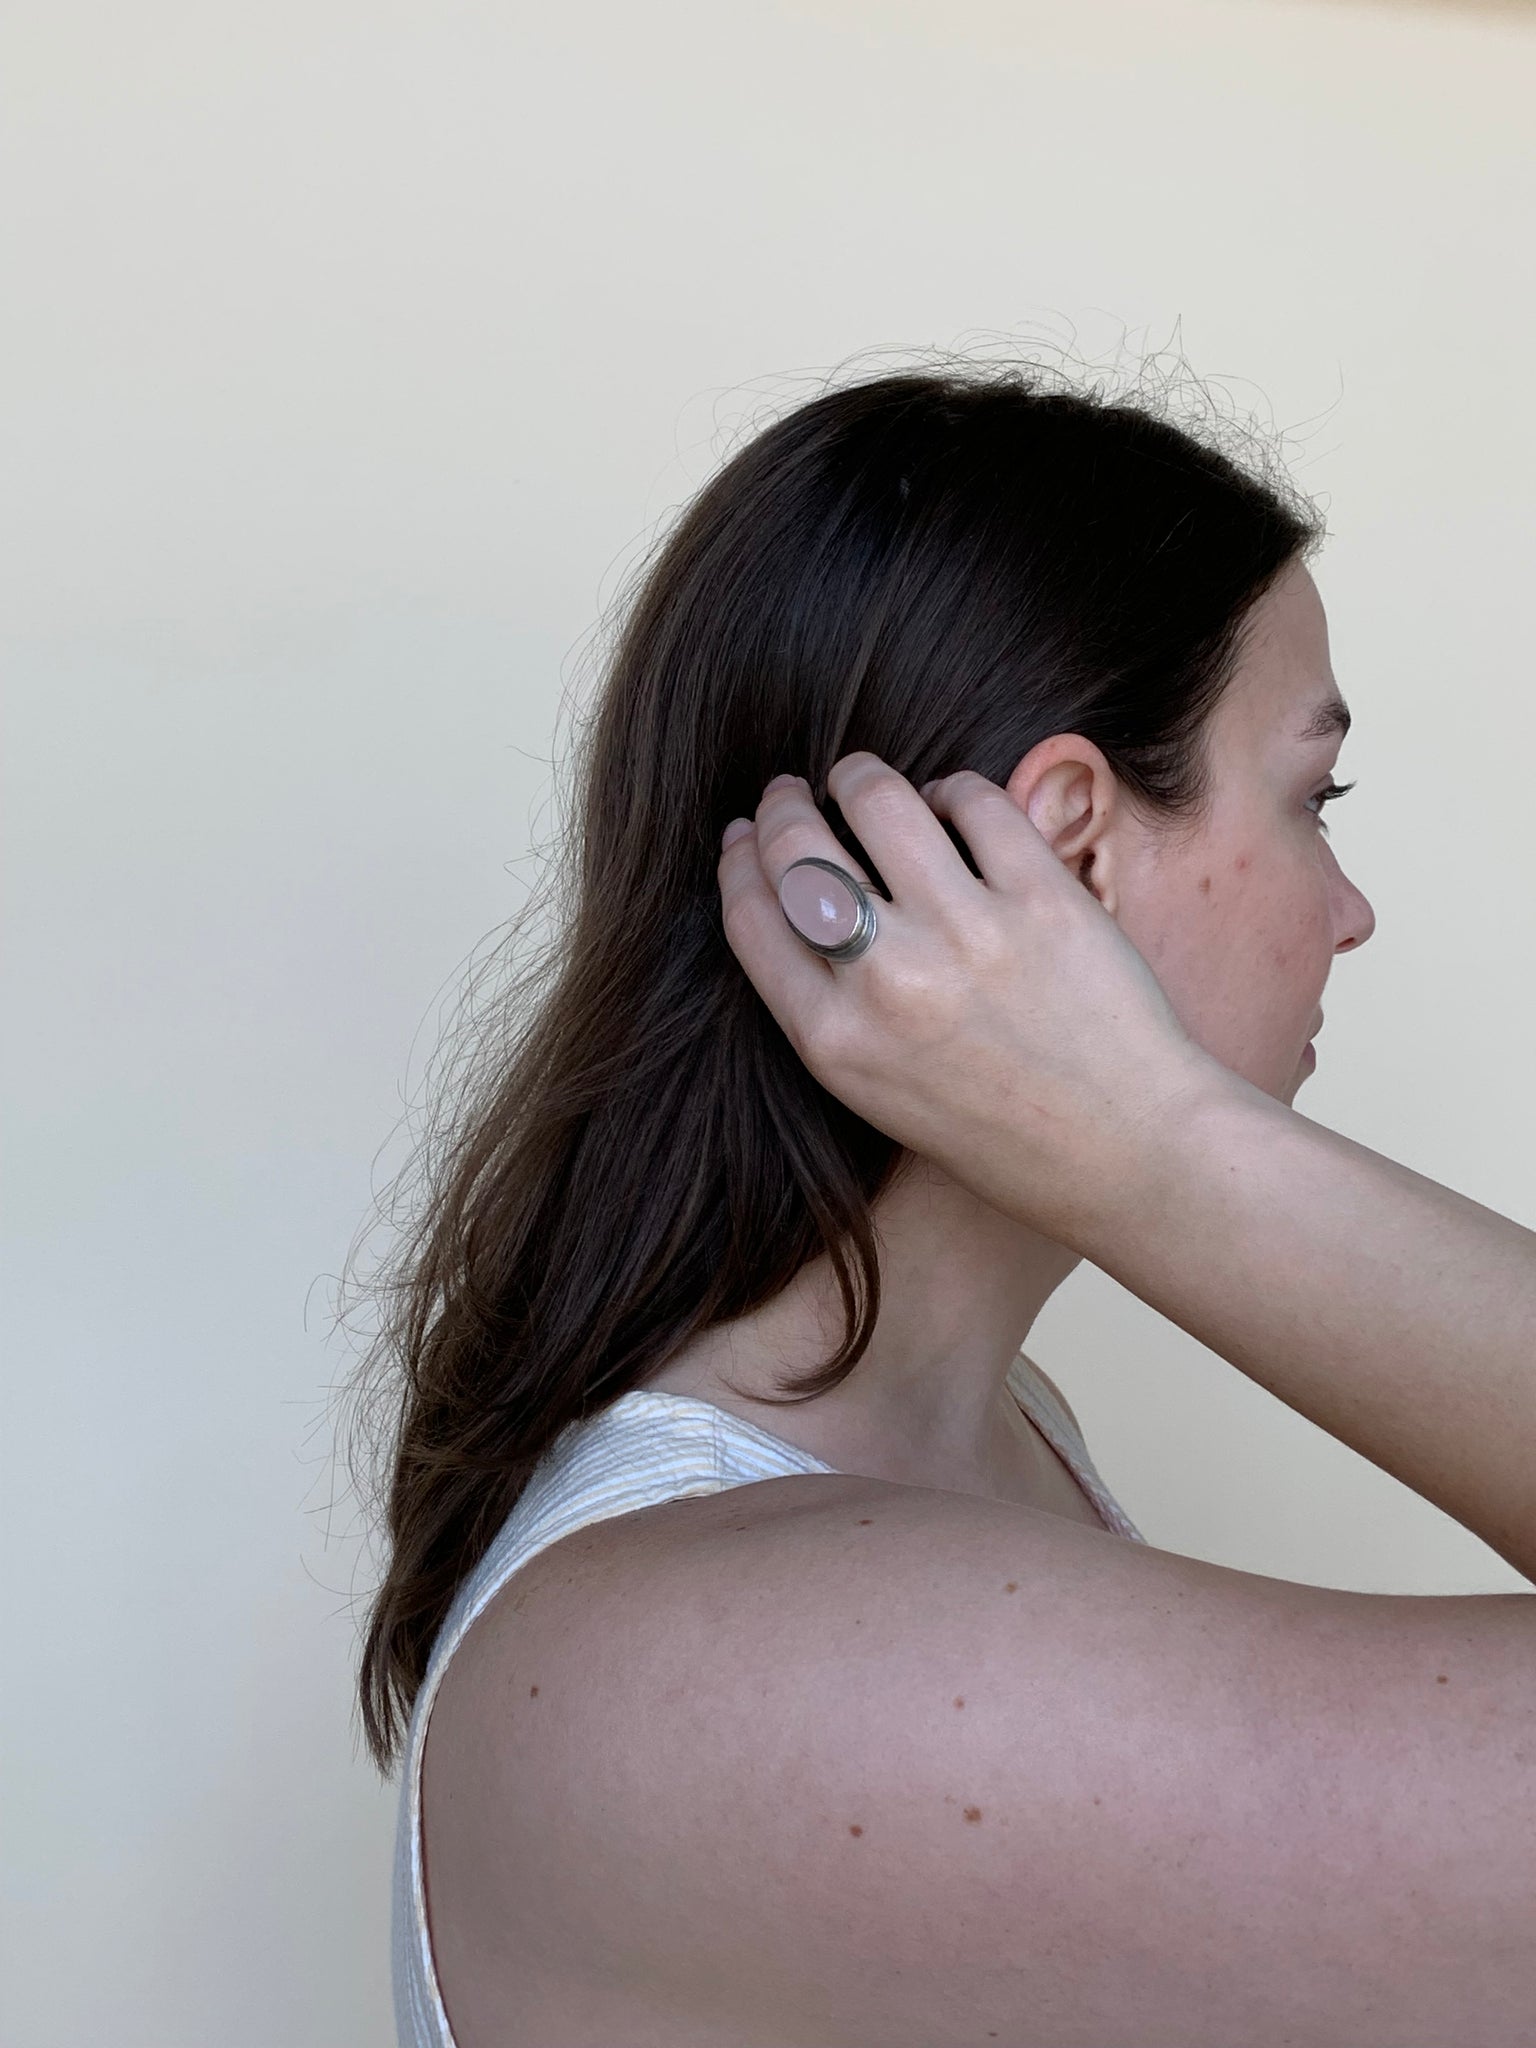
1307 778 1357 835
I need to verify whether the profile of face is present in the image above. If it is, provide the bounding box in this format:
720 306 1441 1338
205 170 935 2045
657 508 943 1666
1009 559 1375 1103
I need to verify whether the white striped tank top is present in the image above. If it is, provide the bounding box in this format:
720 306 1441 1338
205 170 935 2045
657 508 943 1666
391 1354 1146 2047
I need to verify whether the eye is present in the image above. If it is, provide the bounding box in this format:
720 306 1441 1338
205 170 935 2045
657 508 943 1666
1306 778 1357 836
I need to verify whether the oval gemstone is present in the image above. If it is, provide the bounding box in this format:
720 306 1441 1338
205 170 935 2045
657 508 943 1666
780 864 861 947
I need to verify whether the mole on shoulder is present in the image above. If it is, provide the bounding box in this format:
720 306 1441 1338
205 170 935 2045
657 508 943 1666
848 1823 864 1837
529 1685 539 1697
953 1696 965 1709
1004 1581 1018 1593
1437 1674 1449 1684
857 1518 873 1525
962 1805 983 1824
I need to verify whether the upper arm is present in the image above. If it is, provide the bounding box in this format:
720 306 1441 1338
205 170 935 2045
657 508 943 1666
454 1474 1536 2048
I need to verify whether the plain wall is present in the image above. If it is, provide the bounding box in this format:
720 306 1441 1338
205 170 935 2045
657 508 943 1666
3 0 1533 2041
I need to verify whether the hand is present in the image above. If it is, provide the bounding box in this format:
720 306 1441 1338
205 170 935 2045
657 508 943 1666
717 753 1225 1247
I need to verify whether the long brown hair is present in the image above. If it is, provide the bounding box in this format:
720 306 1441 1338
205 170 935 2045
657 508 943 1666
336 352 1324 1773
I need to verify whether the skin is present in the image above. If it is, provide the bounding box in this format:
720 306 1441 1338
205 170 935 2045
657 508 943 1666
645 559 1377 1500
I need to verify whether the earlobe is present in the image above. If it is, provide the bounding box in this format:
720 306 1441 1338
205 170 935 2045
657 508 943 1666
1076 843 1123 916
1078 849 1114 909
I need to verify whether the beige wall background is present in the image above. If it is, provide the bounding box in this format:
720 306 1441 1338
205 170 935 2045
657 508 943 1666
4 0 1534 2041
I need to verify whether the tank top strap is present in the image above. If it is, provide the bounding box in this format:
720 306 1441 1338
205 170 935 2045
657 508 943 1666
1006 1355 1146 1544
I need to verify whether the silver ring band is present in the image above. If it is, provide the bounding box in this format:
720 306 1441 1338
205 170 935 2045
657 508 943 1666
779 856 878 962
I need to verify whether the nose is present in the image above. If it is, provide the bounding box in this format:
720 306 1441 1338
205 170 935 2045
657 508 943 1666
1330 855 1376 954
1338 883 1375 952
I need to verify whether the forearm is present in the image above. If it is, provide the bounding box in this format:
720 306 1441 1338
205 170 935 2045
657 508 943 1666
1068 1071 1536 1582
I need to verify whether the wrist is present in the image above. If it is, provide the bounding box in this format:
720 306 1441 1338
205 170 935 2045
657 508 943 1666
1054 1049 1263 1266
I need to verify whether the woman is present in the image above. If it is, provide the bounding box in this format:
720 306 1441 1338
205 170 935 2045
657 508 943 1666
350 363 1535 2045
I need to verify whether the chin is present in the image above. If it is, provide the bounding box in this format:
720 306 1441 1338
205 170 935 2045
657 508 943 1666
1205 1036 1314 1103
1260 1058 1309 1106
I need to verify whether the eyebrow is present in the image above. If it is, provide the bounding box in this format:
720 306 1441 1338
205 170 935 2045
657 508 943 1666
1298 695 1352 742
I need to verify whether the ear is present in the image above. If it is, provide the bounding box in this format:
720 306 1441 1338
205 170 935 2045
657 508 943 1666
1002 736 1122 911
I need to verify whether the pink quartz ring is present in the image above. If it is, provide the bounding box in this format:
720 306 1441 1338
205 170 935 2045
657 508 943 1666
778 856 878 962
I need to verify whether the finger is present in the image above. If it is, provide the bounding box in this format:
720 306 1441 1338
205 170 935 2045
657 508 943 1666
920 770 1072 896
747 773 881 900
824 752 979 911
716 818 838 1053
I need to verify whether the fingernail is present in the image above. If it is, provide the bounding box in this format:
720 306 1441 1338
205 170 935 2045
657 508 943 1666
764 773 799 794
919 779 938 799
721 817 753 849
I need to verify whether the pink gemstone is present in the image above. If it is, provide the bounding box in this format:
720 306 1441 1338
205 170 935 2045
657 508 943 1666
780 864 861 946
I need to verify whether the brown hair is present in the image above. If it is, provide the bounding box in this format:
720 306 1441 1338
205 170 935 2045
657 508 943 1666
335 352 1324 1773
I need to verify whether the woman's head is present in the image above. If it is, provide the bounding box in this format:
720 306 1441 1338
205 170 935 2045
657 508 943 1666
995 553 1372 1102
342 359 1345 1771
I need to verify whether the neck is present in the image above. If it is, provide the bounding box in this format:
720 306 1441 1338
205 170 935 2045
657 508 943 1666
643 1154 1085 1495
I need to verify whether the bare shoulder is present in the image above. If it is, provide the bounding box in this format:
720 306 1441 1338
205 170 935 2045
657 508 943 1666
429 1472 1536 2048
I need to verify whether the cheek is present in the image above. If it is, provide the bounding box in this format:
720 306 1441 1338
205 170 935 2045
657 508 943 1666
1191 850 1259 937
1198 851 1332 984
1128 840 1327 1021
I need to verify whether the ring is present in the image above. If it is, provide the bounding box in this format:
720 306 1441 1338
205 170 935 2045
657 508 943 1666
778 856 878 962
